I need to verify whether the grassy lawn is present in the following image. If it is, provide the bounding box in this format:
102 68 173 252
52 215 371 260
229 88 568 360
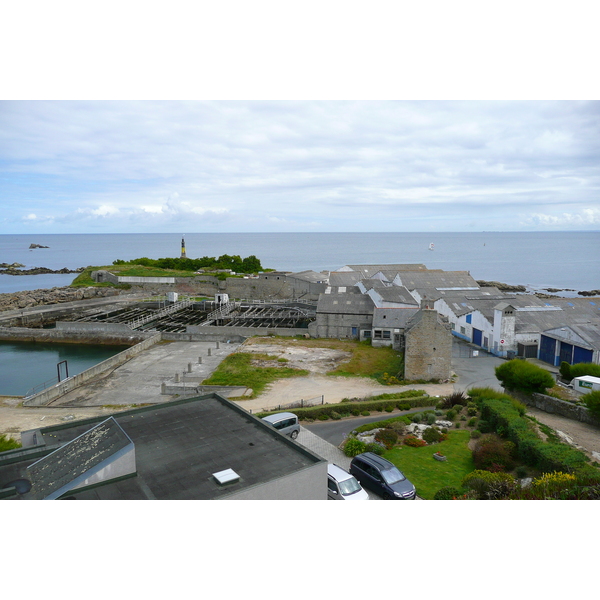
201 352 309 398
383 430 475 499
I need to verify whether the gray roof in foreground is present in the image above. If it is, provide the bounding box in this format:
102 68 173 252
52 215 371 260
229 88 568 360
1 394 323 500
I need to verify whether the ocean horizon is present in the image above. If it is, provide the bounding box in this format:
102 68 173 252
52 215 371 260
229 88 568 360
1 231 599 296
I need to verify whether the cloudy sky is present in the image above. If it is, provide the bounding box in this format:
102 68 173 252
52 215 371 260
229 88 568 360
1 100 599 234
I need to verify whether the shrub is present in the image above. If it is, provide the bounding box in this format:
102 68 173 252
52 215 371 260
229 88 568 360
472 434 516 472
495 359 555 394
410 412 423 423
440 391 468 409
0 434 21 452
343 438 367 457
433 486 463 500
374 428 399 449
559 361 572 381
365 442 385 455
426 413 437 425
422 427 443 444
317 413 329 420
329 411 341 420
445 409 456 421
360 411 370 417
385 405 394 413
467 417 477 427
470 429 481 439
462 470 516 499
569 362 600 379
583 391 600 421
404 435 427 447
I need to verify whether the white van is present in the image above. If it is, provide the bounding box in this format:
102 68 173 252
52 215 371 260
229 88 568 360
327 464 369 500
261 412 300 439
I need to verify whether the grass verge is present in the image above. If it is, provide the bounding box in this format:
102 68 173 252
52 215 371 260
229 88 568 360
201 352 309 398
383 430 474 499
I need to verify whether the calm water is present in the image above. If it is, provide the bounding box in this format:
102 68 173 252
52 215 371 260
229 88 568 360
0 341 129 396
1 231 599 292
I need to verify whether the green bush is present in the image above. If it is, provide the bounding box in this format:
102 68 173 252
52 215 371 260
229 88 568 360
343 438 367 457
495 359 555 394
433 486 463 500
0 434 21 452
426 413 436 425
422 427 443 444
569 362 600 379
559 361 572 381
469 387 594 475
470 429 482 439
361 410 370 417
467 417 477 427
583 391 600 421
329 411 342 420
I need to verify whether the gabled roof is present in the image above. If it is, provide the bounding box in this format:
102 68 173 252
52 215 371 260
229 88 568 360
286 270 328 284
317 291 374 315
336 264 428 277
370 286 419 307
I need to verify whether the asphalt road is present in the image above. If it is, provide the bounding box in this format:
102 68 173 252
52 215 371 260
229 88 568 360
304 408 431 446
305 340 506 446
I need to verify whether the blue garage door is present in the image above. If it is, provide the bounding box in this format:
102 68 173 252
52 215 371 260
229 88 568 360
539 335 556 365
559 342 573 364
472 328 482 346
573 346 593 364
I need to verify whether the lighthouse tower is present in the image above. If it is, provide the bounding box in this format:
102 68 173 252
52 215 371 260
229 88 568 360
180 235 187 259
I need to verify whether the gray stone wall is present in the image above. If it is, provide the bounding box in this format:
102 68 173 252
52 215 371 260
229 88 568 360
514 389 600 427
404 309 452 381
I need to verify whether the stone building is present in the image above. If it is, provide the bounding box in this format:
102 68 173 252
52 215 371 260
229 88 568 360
404 307 453 381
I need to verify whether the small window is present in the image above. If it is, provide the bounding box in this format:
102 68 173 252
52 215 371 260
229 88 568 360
373 330 383 339
382 331 391 339
466 314 472 324
363 331 372 339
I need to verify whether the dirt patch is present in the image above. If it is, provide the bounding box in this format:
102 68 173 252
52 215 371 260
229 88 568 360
241 338 352 374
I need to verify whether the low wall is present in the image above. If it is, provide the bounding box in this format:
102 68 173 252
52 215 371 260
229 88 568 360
160 384 249 398
187 325 310 338
0 325 150 345
23 333 163 407
511 388 600 428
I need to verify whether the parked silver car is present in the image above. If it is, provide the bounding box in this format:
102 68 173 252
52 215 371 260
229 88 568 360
261 412 300 439
327 464 369 500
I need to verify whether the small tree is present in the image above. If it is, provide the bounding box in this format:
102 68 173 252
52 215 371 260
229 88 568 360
495 359 555 394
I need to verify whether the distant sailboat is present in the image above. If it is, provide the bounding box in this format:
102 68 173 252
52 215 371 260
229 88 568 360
429 243 434 251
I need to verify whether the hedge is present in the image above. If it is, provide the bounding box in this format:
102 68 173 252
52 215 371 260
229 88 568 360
468 387 595 476
256 395 434 420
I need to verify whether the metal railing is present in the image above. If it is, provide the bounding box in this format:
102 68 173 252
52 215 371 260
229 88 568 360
127 298 193 330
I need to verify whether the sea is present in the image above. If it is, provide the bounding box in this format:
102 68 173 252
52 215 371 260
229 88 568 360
1 231 599 295
1 231 599 396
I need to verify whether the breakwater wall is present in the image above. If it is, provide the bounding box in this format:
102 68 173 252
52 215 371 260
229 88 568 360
22 333 163 407
0 325 151 346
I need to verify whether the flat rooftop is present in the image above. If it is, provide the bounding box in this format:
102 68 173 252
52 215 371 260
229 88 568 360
1 394 324 500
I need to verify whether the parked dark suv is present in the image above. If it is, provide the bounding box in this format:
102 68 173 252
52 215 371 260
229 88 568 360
349 452 416 499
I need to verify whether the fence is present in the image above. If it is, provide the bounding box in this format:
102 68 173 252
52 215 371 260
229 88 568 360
257 395 324 413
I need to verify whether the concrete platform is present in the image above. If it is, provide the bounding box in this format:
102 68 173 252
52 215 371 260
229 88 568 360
48 340 242 407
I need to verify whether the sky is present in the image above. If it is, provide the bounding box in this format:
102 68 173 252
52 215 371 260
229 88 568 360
2 100 599 235
1 3 599 236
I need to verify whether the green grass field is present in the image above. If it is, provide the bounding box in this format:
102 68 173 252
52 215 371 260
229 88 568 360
201 352 309 398
384 430 475 499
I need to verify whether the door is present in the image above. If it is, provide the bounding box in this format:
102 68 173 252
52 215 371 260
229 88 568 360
472 328 482 347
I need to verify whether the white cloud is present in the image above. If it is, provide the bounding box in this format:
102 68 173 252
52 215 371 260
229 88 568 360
1 100 599 233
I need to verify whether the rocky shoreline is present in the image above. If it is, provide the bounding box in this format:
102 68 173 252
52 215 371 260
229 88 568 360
0 286 122 312
0 263 84 276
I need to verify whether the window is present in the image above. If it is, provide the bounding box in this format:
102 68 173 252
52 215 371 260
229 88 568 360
363 330 372 339
460 327 466 334
373 330 383 339
382 330 391 339
466 314 472 324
